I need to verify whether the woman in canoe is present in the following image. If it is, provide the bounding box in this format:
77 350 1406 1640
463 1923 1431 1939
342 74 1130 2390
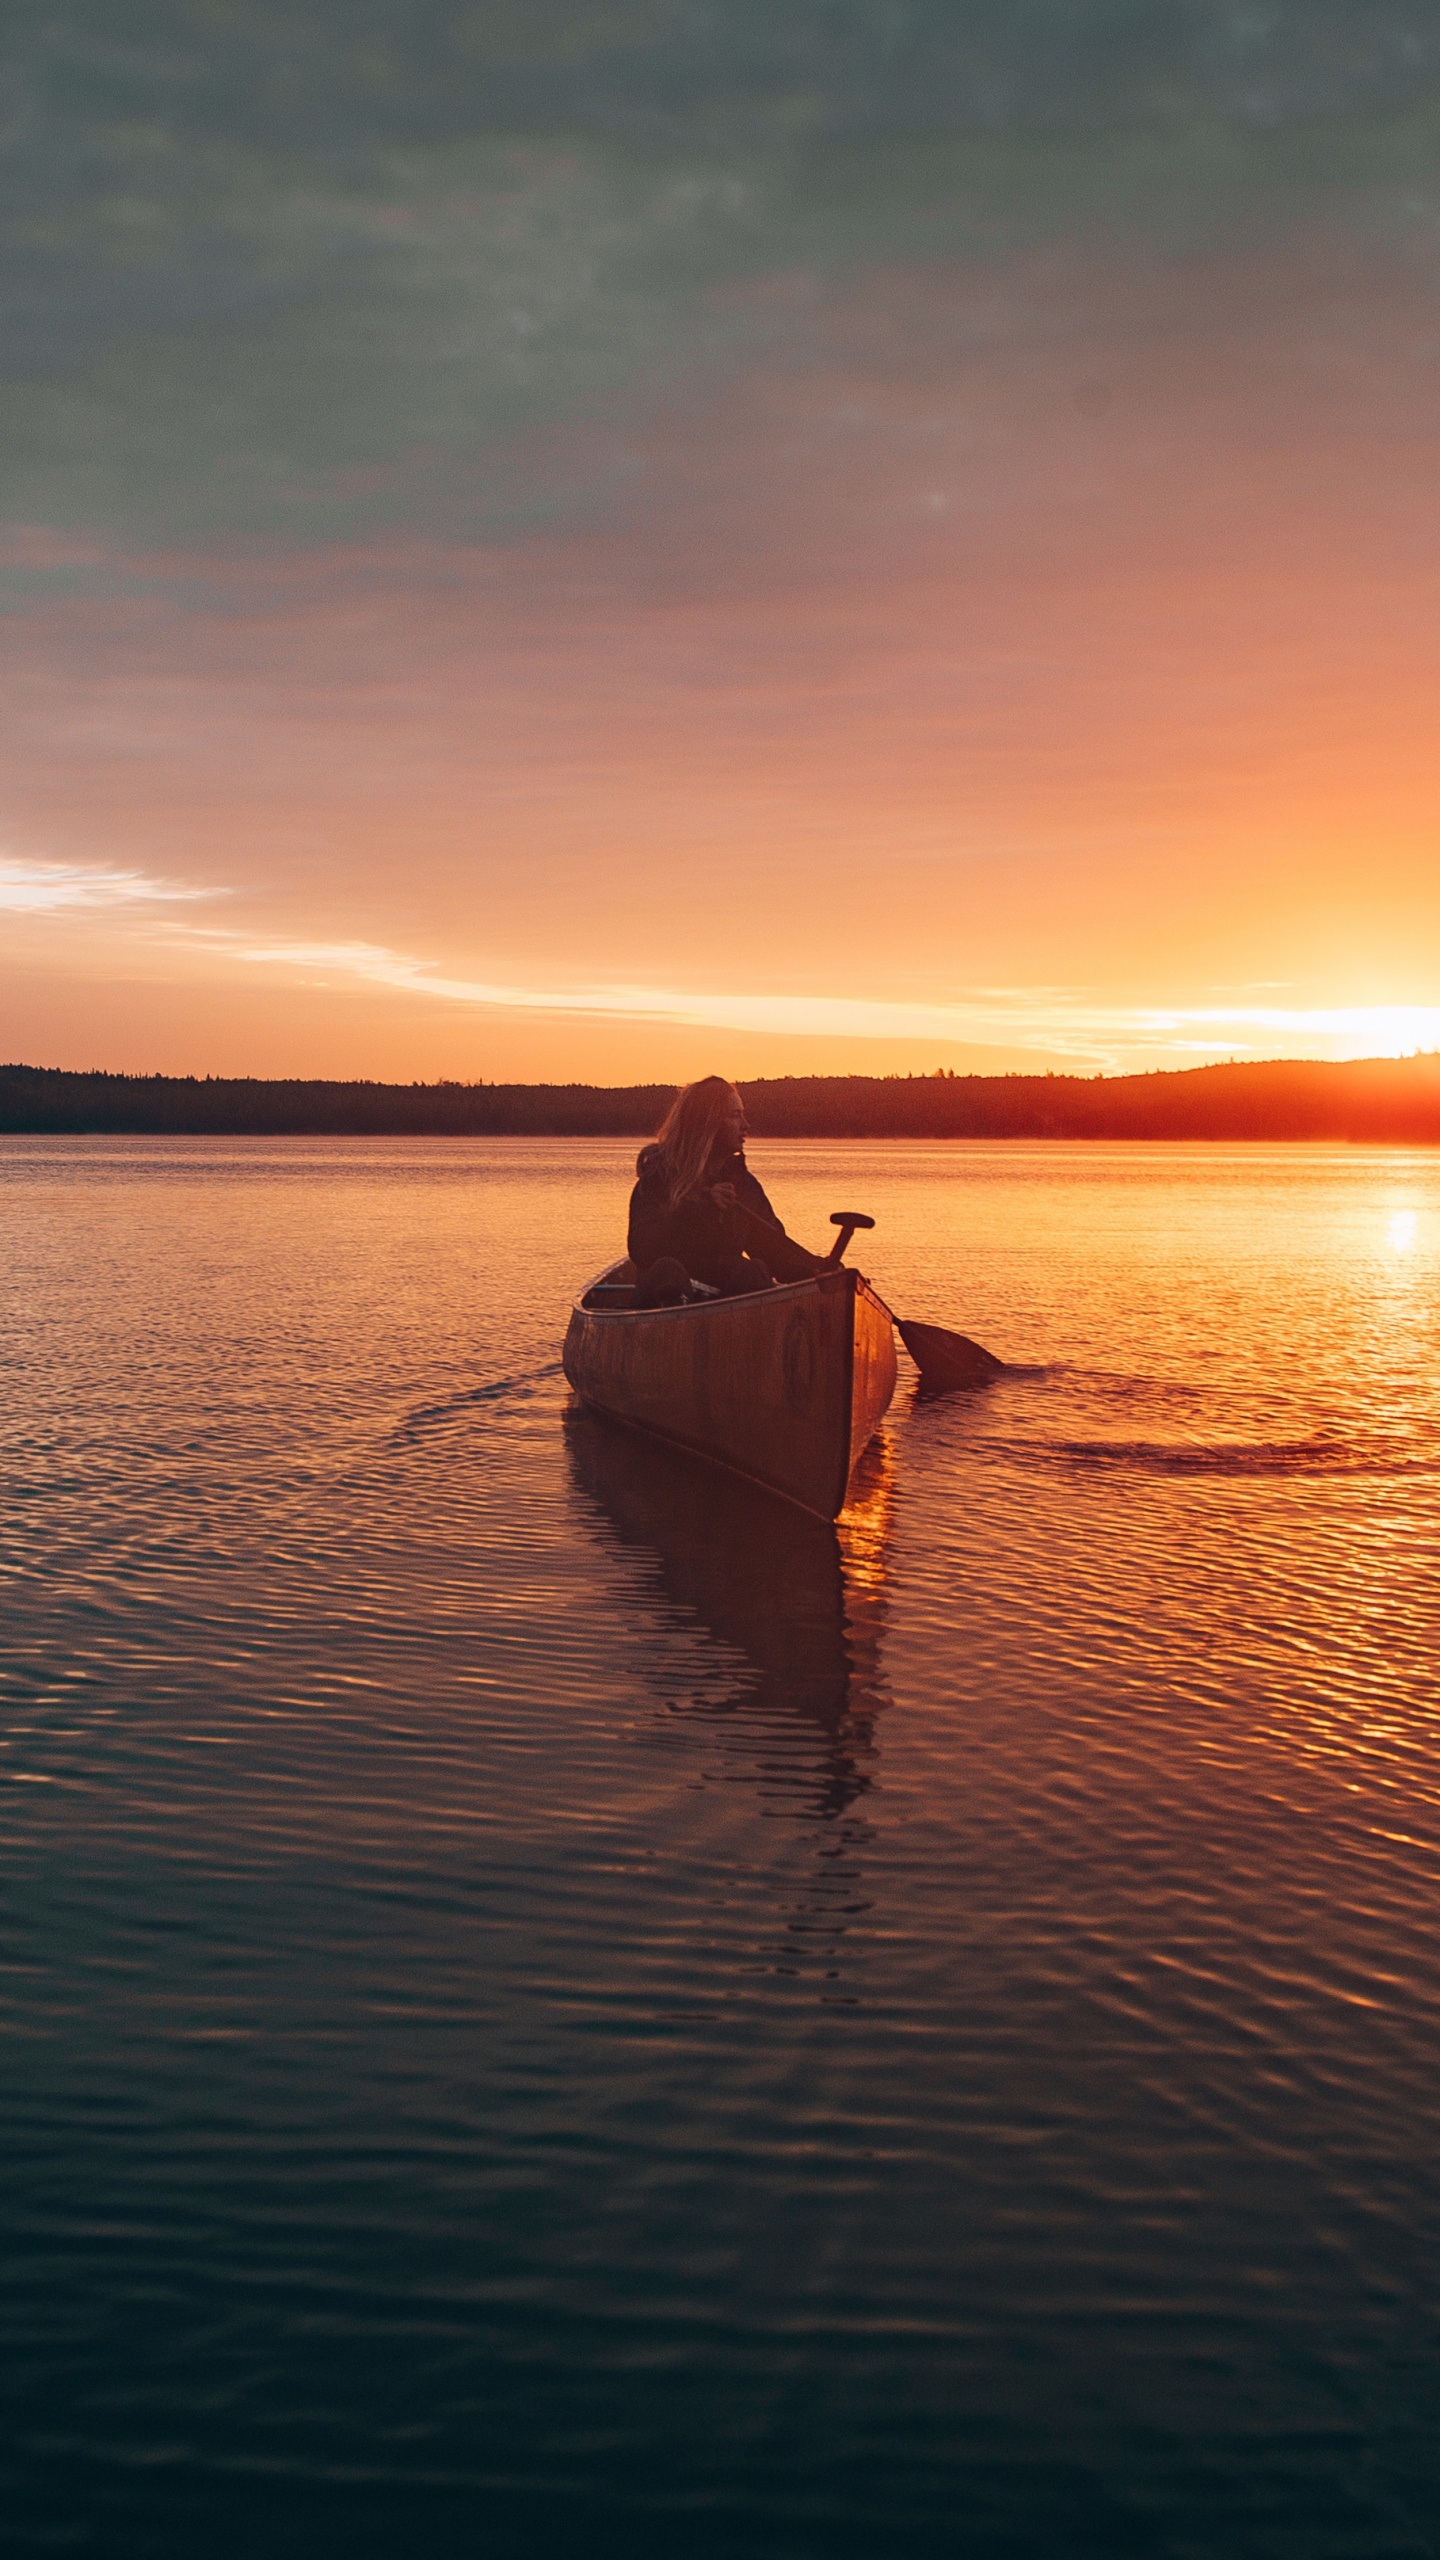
628 1077 822 1305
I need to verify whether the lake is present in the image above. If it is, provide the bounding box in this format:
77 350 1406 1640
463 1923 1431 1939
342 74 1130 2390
4 1136 1439 2558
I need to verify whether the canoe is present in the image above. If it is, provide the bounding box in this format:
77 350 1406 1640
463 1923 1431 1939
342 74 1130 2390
562 1261 897 1520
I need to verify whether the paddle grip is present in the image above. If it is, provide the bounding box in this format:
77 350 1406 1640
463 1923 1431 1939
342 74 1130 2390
825 1211 876 1265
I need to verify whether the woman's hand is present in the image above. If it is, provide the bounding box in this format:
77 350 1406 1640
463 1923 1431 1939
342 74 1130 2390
709 1181 739 1211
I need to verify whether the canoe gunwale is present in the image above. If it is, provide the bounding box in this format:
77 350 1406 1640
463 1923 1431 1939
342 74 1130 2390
571 1262 853 1324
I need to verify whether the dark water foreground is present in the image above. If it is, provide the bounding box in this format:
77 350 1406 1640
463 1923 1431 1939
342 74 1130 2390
3 1138 1439 2560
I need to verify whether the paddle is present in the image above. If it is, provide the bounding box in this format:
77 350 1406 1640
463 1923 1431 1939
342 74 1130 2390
723 1194 1005 1392
889 1313 1005 1393
828 1218 1005 1390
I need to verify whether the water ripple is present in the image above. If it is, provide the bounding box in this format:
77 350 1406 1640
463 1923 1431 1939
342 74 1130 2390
3 1137 1440 2560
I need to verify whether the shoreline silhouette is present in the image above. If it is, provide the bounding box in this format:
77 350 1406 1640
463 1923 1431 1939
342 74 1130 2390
3 1053 1440 1142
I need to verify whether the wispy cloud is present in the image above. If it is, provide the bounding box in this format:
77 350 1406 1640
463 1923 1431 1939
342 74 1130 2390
0 857 224 916
226 937 1440 1066
17 889 1439 1069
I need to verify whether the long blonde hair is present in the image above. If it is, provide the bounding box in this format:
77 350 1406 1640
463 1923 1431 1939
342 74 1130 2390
647 1076 741 1205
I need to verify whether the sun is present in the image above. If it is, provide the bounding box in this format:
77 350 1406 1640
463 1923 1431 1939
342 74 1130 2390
1312 1008 1440 1059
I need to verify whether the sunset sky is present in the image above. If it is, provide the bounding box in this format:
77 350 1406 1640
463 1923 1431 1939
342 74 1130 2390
5 2 1440 1082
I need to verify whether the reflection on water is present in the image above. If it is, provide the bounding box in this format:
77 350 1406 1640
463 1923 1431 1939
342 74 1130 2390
565 1405 893 1822
566 1408 894 1980
4 1138 1440 2560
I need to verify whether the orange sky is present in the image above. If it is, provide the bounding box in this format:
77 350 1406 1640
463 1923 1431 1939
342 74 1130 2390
6 14 1440 1081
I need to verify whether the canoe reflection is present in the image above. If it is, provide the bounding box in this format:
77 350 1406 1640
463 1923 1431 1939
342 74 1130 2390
564 1403 893 1823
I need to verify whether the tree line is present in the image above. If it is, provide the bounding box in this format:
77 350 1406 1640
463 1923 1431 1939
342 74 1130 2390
3 1056 1439 1142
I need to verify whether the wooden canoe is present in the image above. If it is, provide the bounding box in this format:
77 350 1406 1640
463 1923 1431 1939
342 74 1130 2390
562 1261 897 1521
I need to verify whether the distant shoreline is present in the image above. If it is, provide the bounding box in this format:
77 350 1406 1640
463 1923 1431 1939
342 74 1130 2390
4 1056 1440 1143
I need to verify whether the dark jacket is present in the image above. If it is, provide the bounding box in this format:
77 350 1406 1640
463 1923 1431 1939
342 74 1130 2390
627 1145 812 1287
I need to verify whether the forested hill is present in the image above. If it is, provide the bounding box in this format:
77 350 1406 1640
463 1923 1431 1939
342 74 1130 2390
4 1055 1440 1140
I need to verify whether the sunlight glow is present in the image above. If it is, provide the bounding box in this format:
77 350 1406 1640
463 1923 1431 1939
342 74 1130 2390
1168 1006 1440 1058
1388 1212 1418 1254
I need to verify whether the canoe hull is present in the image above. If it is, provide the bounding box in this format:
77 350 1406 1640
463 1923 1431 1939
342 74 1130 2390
562 1266 896 1520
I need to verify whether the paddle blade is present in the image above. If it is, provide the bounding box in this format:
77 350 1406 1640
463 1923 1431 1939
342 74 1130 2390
896 1318 1004 1392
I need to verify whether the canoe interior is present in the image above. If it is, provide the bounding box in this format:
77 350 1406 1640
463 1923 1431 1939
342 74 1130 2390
563 1262 896 1520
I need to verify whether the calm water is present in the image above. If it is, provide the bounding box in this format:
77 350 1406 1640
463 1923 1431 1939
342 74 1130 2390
4 1137 1440 2559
